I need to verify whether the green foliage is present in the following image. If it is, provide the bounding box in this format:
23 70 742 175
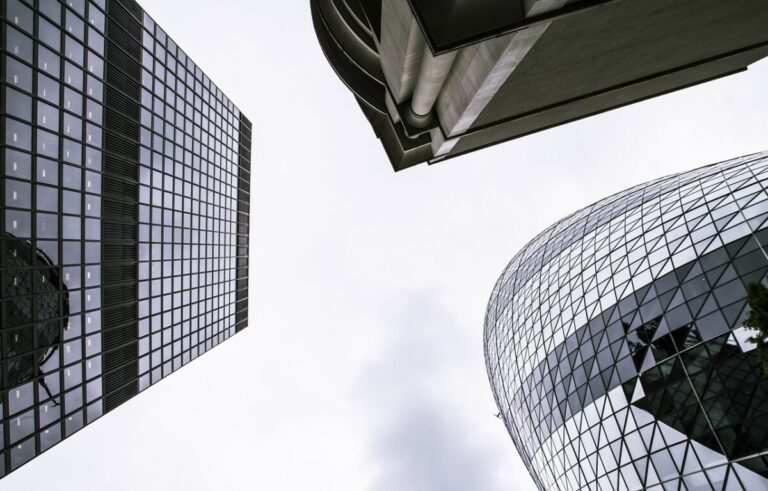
744 282 768 374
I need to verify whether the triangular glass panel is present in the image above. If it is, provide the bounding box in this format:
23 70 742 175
714 212 738 231
695 310 728 342
696 294 720 319
748 212 768 232
740 267 768 287
668 441 687 473
670 323 693 350
691 441 727 468
650 427 668 453
634 457 649 485
723 466 744 491
621 377 642 402
659 422 687 446
716 265 740 286
735 235 762 256
635 283 653 305
732 326 758 353
682 471 712 490
632 405 655 427
694 236 717 256
685 293 708 317
705 465 728 489
704 263 728 286
651 320 671 342
721 300 747 328
609 367 621 388
640 349 656 372
684 262 705 282
686 324 703 347
662 478 681 491
645 461 661 487
725 236 752 259
735 459 768 486
683 443 703 475
632 345 649 371
675 260 696 282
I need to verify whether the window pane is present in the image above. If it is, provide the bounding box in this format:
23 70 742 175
62 164 81 190
5 87 32 121
38 45 61 78
67 0 86 16
5 179 31 209
65 10 85 39
63 190 81 215
40 0 62 24
85 242 100 263
37 185 59 213
6 55 33 92
39 17 62 50
63 242 81 265
37 101 60 131
64 87 82 115
5 149 31 179
64 35 83 66
86 99 102 125
89 7 105 32
63 138 82 165
6 26 33 62
7 0 34 34
6 210 31 237
86 75 103 101
36 129 59 158
85 147 101 170
37 212 58 239
85 195 100 217
37 158 59 185
87 28 104 55
86 50 103 77
64 62 83 89
38 74 60 104
62 215 81 240
64 114 82 140
5 118 32 151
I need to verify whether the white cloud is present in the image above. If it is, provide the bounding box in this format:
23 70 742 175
356 291 510 491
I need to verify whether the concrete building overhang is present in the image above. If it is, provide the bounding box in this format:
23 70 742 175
312 0 768 171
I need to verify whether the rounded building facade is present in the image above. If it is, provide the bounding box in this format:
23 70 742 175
485 152 768 490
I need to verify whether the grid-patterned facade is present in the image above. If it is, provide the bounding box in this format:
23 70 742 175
0 0 250 477
485 152 768 491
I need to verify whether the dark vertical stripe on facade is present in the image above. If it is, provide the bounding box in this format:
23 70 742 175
102 0 142 412
235 116 251 332
1 9 9 476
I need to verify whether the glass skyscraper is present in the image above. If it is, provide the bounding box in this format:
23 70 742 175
1 0 250 476
485 152 768 490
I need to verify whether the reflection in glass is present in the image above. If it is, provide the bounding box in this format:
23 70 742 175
2 233 70 396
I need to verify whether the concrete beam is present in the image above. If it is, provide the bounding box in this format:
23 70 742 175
378 0 425 103
407 46 458 128
435 23 550 139
523 0 569 17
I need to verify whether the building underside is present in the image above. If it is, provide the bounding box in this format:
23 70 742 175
312 0 768 171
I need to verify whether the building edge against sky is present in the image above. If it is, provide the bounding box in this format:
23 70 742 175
311 0 768 171
485 152 768 490
1 0 250 477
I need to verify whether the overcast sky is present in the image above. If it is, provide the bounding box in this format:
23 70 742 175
3 2 768 490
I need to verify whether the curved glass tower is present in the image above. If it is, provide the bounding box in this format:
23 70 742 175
485 152 768 490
